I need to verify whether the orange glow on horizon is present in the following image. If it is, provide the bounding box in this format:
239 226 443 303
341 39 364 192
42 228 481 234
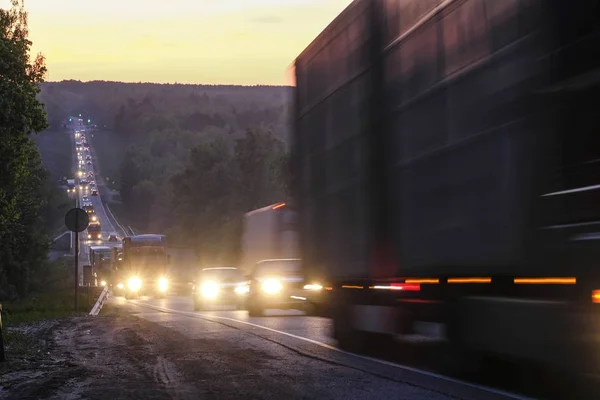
0 0 354 84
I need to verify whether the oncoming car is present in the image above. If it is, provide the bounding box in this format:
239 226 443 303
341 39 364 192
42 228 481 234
246 259 325 317
192 267 248 311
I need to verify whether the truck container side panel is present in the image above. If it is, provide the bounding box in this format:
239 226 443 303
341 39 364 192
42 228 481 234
485 0 520 51
396 14 441 106
300 76 373 281
522 0 600 277
441 0 489 82
294 0 376 284
398 0 444 41
296 0 372 114
379 0 548 276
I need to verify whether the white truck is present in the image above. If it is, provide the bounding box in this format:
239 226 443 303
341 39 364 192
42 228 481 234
239 203 299 276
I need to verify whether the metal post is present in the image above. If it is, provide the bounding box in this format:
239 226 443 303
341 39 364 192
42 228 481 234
75 214 79 313
0 303 5 362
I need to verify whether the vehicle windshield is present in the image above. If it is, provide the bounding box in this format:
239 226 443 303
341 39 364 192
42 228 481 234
255 260 301 277
128 247 166 263
200 268 243 283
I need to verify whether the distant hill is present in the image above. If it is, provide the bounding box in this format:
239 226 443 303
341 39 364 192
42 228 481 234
38 80 294 143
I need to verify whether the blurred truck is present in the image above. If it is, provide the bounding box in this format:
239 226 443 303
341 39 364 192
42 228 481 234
292 0 600 374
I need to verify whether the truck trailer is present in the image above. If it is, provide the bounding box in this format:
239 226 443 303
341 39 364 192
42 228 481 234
292 0 600 374
239 203 300 275
88 245 112 286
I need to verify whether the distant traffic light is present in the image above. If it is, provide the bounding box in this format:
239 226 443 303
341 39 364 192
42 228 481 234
87 119 91 123
79 114 82 117
69 118 72 122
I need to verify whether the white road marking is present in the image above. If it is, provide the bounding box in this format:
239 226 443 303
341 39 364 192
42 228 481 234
128 300 534 400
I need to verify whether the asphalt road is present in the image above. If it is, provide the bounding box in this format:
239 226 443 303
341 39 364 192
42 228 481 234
106 295 532 400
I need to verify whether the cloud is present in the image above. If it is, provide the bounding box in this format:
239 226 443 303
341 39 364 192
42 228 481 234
249 15 283 24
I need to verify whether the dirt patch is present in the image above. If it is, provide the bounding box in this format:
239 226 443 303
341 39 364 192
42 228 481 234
0 306 293 400
0 314 187 400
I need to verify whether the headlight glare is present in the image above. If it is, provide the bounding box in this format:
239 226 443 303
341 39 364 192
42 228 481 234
303 283 323 291
201 281 219 299
261 279 282 294
128 276 142 291
100 280 107 287
158 277 168 292
235 284 250 295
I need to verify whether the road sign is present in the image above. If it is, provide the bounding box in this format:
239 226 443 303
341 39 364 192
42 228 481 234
65 208 89 232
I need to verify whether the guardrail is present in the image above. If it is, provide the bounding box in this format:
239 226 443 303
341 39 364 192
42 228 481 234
104 203 128 237
89 286 109 316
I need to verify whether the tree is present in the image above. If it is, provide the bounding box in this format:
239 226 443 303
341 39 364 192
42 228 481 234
0 0 49 297
233 128 286 211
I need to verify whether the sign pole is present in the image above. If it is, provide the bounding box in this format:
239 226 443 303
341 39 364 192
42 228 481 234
75 212 79 312
65 206 89 313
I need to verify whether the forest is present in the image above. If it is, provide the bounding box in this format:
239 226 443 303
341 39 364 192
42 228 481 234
39 80 294 265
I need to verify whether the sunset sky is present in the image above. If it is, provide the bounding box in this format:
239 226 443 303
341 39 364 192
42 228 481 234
1 0 352 85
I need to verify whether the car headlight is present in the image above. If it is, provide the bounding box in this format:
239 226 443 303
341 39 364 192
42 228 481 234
261 279 282 294
158 277 168 292
303 283 323 291
117 283 124 289
201 281 219 299
100 280 107 287
87 234 91 239
235 284 250 295
128 277 142 291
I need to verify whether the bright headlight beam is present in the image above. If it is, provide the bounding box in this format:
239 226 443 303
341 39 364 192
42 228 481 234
235 284 249 295
128 277 142 291
201 281 219 299
158 277 168 292
261 279 282 294
303 284 323 291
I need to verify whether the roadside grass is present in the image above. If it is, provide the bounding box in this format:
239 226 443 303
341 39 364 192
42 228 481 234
1 290 94 326
32 129 72 180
